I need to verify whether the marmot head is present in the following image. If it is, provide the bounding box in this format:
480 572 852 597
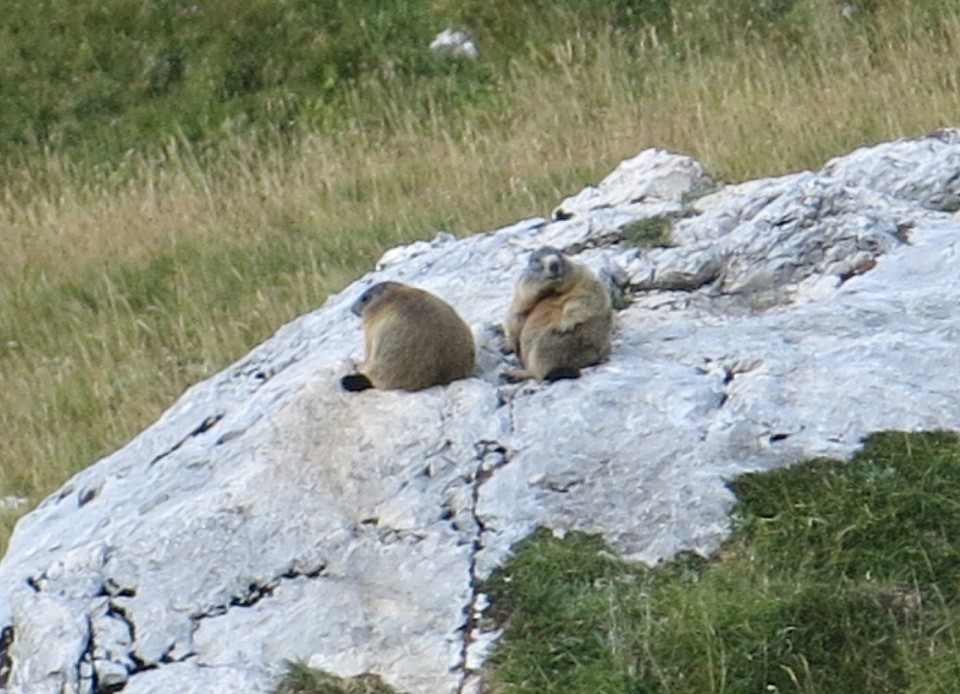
350 281 400 317
523 247 571 284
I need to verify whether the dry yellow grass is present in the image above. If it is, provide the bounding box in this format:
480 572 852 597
2 2 959 553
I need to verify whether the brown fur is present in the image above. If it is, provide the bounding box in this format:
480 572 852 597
342 281 476 392
504 247 612 381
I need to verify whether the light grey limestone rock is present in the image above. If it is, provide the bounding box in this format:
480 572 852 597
3 131 960 693
819 128 960 211
0 499 27 512
429 28 478 59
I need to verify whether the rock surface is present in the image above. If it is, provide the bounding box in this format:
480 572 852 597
3 131 960 693
429 28 478 59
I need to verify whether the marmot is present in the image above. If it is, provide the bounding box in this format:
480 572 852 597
503 247 612 381
341 281 476 392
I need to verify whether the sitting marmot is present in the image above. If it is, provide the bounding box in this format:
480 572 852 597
342 281 476 392
504 247 612 381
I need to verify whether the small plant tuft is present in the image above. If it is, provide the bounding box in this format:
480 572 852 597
620 216 674 248
276 661 400 694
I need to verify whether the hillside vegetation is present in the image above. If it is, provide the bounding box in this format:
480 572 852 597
484 432 960 693
2 4 960 685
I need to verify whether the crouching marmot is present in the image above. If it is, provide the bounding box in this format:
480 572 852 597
504 247 612 381
342 281 476 392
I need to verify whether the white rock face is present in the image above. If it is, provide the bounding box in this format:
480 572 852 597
3 130 960 693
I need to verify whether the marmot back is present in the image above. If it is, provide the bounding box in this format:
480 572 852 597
342 281 476 392
504 247 612 381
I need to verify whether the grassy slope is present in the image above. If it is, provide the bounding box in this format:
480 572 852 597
484 432 960 693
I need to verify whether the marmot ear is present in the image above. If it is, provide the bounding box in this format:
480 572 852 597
341 373 374 392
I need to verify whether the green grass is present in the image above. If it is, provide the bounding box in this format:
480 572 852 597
482 432 960 693
0 0 663 165
621 216 675 248
0 0 958 170
276 661 399 694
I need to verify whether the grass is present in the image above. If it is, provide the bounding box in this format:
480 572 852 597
482 431 960 693
621 216 675 248
276 661 399 694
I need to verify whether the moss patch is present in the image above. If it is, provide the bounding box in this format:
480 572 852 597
620 216 674 248
276 661 400 694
